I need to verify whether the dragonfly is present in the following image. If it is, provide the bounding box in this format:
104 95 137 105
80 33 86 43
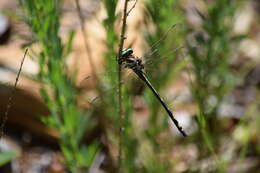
120 48 187 137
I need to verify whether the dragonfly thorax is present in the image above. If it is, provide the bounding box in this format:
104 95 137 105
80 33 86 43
121 48 144 71
121 48 133 58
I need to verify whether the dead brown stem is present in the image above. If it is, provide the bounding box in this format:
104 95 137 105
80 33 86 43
0 48 28 141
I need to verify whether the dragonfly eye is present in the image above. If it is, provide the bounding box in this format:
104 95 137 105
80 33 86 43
121 48 133 58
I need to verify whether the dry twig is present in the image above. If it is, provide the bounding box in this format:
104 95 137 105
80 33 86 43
0 48 28 141
74 0 100 86
127 0 138 16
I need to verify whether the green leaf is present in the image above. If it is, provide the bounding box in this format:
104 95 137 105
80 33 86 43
0 151 19 166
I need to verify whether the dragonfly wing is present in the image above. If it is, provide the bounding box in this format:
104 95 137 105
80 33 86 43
142 24 183 73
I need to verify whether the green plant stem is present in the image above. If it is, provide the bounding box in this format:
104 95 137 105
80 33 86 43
117 0 131 171
199 113 226 173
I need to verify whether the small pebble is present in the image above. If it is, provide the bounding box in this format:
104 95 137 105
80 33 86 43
0 13 11 44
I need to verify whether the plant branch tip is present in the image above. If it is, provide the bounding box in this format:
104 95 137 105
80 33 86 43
127 0 138 16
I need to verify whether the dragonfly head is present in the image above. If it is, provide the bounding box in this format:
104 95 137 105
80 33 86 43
121 48 133 58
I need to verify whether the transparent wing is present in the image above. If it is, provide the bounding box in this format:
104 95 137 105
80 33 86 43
82 24 183 104
80 68 138 105
141 23 183 73
143 45 184 68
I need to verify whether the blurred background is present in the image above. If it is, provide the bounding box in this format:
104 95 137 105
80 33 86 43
0 0 259 172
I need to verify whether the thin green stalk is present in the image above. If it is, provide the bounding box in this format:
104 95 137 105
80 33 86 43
117 0 130 171
197 111 227 173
